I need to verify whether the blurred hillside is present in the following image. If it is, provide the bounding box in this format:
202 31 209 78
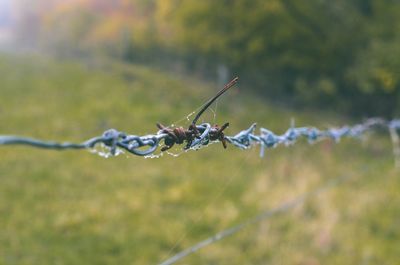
10 0 400 117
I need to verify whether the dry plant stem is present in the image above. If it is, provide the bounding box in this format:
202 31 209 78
191 77 239 126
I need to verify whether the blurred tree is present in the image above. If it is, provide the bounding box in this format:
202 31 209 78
347 1 400 116
12 0 400 116
155 0 399 116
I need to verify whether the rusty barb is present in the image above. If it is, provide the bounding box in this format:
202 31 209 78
156 77 238 152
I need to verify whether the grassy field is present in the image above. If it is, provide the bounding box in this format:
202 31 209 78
0 53 399 265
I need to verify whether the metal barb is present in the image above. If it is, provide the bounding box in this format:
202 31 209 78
156 77 238 152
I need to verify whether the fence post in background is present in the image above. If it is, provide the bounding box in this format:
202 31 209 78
217 64 229 87
389 126 400 169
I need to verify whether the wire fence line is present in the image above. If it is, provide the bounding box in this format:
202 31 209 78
1 118 399 162
159 174 351 265
389 126 400 168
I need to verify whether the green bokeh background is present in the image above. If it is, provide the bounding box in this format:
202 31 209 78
0 55 399 264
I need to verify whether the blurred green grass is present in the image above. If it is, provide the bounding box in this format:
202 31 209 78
0 53 399 265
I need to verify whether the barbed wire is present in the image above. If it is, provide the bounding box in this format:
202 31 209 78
159 174 350 265
1 76 398 160
1 118 399 160
227 118 400 157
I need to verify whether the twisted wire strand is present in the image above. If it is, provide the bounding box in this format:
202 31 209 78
0 118 399 157
227 118 399 157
